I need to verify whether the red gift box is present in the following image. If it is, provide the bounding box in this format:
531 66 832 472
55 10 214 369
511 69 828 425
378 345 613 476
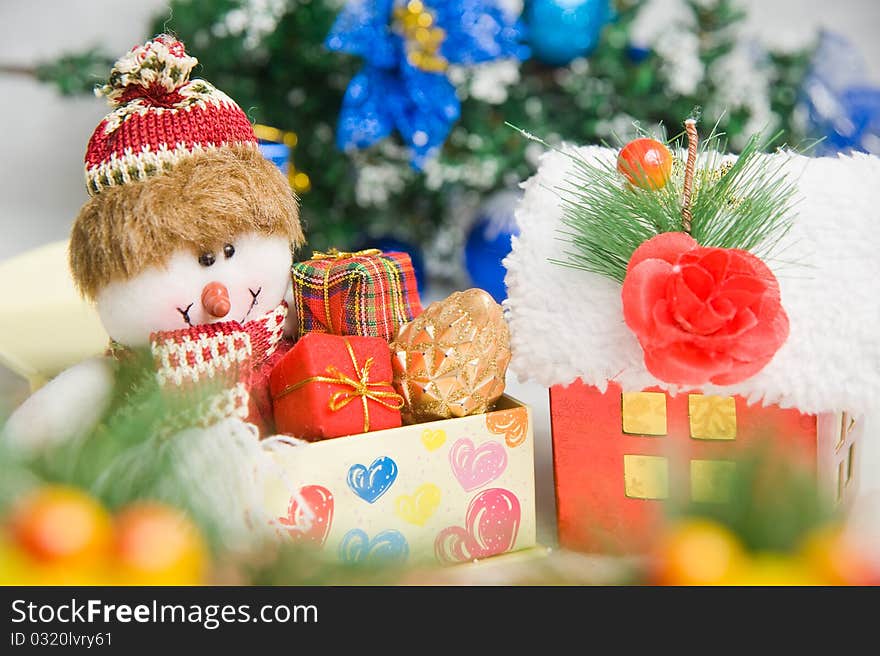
269 333 403 440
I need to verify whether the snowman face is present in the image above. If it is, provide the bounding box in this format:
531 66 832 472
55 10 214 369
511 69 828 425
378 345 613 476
95 232 292 347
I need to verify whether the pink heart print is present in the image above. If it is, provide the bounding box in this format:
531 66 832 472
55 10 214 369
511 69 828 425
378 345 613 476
449 438 508 492
434 488 521 564
278 485 334 547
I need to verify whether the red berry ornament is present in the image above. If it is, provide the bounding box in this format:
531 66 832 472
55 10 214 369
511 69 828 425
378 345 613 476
617 138 673 189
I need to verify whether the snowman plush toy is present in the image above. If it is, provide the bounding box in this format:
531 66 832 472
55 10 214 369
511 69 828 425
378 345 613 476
4 36 304 449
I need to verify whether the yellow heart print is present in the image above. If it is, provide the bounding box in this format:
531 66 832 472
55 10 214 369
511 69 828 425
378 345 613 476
394 484 442 526
421 428 446 451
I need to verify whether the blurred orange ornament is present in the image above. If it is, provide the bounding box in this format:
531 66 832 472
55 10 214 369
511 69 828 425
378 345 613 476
800 526 879 586
111 502 208 585
720 553 826 586
617 138 673 189
9 485 112 568
0 534 35 585
652 519 745 585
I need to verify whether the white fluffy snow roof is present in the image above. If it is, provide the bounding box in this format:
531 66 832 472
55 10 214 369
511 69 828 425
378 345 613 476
504 146 880 416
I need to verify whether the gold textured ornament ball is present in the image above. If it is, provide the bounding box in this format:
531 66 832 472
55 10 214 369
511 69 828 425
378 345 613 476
390 288 511 423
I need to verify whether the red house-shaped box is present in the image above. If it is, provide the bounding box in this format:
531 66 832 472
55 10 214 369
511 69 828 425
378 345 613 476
549 381 860 552
505 146 879 554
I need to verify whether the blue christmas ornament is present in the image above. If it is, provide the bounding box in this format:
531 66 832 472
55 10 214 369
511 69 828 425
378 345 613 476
525 0 613 66
626 44 651 63
258 141 290 172
327 0 528 167
802 32 880 156
464 190 520 303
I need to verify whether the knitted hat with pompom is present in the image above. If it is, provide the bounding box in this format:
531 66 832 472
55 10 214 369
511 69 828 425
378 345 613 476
69 35 302 300
84 34 258 195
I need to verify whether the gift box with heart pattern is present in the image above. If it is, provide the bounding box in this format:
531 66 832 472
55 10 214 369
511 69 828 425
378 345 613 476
263 395 536 565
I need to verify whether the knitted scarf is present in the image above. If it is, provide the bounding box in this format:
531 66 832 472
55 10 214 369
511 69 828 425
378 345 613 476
111 302 290 436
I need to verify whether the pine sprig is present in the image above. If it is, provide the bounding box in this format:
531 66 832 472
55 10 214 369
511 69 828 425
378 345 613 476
688 131 797 258
552 154 680 282
544 123 797 282
669 447 838 552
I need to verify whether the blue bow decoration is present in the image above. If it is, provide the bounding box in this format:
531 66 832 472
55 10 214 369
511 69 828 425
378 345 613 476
802 31 880 156
327 0 528 167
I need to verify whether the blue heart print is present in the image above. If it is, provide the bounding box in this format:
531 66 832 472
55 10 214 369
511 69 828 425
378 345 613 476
347 456 398 503
339 529 409 564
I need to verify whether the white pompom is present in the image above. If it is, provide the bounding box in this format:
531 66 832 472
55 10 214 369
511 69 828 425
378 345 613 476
97 34 199 107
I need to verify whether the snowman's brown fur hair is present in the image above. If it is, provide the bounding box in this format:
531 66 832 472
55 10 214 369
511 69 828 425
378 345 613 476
69 145 304 300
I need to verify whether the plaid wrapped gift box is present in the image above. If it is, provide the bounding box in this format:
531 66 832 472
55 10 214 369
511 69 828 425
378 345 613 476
292 249 422 341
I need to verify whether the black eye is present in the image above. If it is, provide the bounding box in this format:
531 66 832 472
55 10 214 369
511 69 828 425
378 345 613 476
223 243 235 259
198 252 216 267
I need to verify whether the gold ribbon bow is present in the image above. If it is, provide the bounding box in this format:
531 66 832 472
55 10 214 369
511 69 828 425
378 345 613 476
311 248 382 261
273 339 404 433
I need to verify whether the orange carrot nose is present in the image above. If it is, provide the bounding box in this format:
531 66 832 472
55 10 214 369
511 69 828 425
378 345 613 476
201 281 231 318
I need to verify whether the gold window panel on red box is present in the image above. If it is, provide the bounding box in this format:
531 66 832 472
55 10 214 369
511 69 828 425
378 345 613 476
690 459 736 503
621 392 667 436
688 394 737 440
623 454 669 500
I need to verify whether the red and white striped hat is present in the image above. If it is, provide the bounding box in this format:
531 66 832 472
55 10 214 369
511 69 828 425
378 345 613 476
84 35 257 195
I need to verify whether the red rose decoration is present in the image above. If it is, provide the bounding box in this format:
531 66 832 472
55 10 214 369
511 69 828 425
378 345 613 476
621 233 789 386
